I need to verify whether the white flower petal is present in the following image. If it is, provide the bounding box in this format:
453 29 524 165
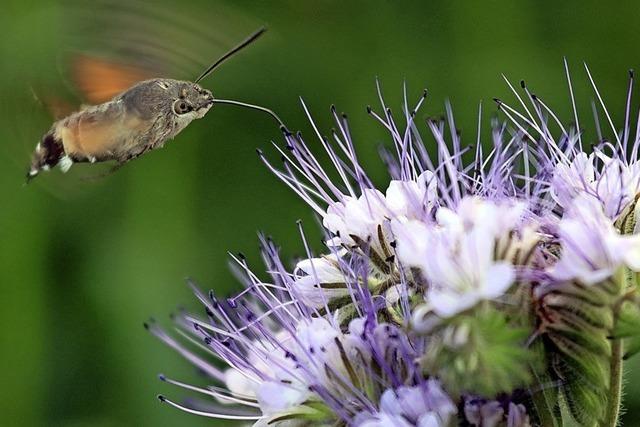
256 381 309 415
481 262 515 299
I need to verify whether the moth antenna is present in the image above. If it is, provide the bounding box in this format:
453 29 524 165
211 98 286 129
194 27 266 84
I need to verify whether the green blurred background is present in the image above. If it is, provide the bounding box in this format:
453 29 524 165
2 1 640 425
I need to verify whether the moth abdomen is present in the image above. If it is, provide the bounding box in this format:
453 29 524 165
27 132 66 181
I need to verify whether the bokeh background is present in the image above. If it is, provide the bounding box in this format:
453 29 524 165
2 1 640 425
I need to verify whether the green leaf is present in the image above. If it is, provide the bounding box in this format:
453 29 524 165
536 280 617 425
546 323 610 358
611 299 640 361
544 292 613 330
612 299 640 338
561 370 604 427
551 334 608 387
421 307 534 397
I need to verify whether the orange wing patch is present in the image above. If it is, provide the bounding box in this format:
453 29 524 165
72 55 154 104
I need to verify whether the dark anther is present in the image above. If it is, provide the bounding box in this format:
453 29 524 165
284 350 297 361
157 395 166 402
520 80 526 89
366 105 372 114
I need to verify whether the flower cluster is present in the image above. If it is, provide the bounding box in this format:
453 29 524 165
148 64 640 426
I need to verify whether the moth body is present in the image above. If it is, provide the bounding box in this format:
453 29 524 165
28 78 213 180
26 27 278 182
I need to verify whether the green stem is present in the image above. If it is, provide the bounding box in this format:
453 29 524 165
602 280 632 427
602 202 637 427
603 336 623 427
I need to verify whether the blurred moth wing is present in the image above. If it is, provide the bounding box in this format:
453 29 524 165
71 54 156 104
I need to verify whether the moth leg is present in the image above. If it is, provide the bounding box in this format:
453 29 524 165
61 152 102 175
58 155 74 173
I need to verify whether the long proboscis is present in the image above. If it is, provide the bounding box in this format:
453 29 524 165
211 98 288 132
194 27 266 84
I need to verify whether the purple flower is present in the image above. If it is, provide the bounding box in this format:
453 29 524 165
550 152 640 219
149 67 640 426
464 400 530 427
548 193 640 284
356 382 456 426
392 197 535 320
148 82 537 424
148 233 458 425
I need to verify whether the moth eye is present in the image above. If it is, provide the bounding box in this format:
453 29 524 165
173 99 192 115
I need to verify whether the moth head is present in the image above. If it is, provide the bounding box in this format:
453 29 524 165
170 82 213 118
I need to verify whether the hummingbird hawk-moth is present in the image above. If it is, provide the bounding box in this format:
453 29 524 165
27 27 283 182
